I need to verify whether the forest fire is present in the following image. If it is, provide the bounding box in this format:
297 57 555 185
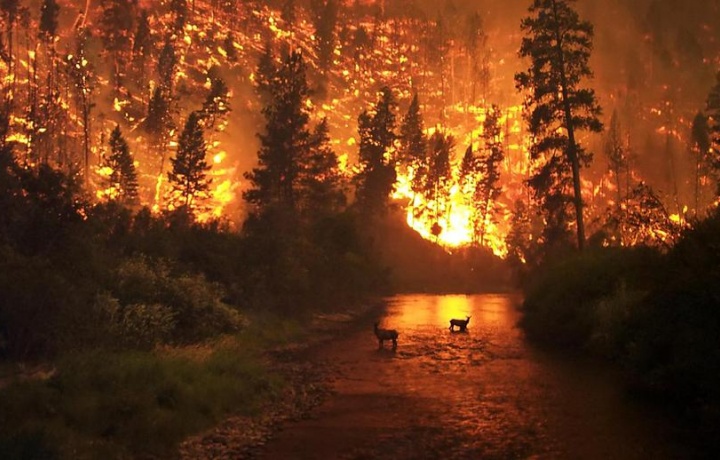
3 2 720 457
0 0 717 257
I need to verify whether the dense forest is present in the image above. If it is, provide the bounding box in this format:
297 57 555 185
1 0 720 457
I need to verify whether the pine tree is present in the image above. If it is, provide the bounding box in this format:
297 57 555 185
132 9 152 87
100 0 135 93
428 13 452 112
145 87 172 174
281 0 296 26
515 0 603 251
66 26 95 186
255 42 276 106
506 198 536 275
38 0 58 41
157 40 176 96
354 86 398 219
104 125 138 204
310 0 339 73
244 51 313 224
398 95 426 169
168 111 211 210
37 0 60 165
223 32 237 63
475 105 504 246
300 117 346 219
460 144 479 192
464 11 489 104
398 94 427 202
169 0 187 36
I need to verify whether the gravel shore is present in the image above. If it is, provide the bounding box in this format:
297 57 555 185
178 303 382 459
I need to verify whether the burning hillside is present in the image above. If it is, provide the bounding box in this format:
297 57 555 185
1 0 719 257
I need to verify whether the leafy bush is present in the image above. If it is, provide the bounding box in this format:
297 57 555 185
110 256 246 344
93 292 176 350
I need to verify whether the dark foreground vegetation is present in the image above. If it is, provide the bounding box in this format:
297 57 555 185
519 209 720 449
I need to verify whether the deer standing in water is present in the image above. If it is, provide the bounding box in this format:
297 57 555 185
373 322 399 349
449 316 471 332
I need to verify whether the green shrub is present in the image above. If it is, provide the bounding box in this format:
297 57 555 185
110 256 247 344
93 292 177 350
164 274 247 342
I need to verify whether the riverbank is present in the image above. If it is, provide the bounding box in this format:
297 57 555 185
179 302 385 459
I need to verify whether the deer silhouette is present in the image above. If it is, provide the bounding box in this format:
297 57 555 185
374 322 399 349
449 316 471 332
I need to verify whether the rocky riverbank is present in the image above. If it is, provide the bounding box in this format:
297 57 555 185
178 303 383 459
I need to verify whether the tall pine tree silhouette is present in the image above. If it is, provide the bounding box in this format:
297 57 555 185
476 105 504 246
515 0 602 251
244 50 313 228
354 86 397 220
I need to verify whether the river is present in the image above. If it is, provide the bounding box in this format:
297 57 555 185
259 293 693 459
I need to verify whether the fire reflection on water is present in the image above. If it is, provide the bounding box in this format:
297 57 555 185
385 293 520 332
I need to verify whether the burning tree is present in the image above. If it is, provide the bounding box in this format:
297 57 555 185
167 111 211 211
310 0 339 75
515 0 603 251
200 73 230 130
132 9 153 90
463 11 490 105
99 0 135 94
66 26 95 186
36 0 60 165
157 39 177 98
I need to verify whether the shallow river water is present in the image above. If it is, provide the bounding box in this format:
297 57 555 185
260 294 693 459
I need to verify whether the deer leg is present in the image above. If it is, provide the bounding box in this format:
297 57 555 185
392 338 397 349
